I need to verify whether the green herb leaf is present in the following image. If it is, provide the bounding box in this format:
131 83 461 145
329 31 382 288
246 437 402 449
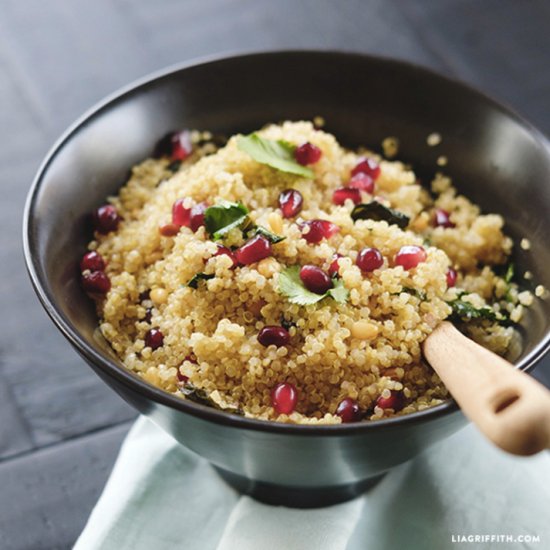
278 266 349 305
447 295 510 324
327 278 350 304
251 225 286 244
180 382 243 415
204 201 249 239
504 263 515 284
237 133 314 178
401 287 427 301
187 273 215 289
351 202 410 229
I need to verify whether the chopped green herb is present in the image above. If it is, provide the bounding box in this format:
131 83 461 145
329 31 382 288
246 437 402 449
401 287 427 301
447 295 510 325
187 273 215 289
167 159 182 172
237 133 314 178
250 225 286 244
504 263 515 284
278 266 349 305
180 382 243 415
204 200 249 240
351 202 410 229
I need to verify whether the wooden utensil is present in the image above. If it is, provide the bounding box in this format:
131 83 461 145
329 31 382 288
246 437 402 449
423 321 550 456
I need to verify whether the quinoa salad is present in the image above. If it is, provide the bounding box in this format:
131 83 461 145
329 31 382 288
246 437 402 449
80 121 539 425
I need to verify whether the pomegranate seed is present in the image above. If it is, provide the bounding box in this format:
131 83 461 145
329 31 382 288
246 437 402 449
351 157 381 180
258 326 290 347
235 235 272 265
446 267 458 288
172 199 191 227
93 204 121 234
145 328 164 350
332 187 362 206
348 173 374 194
295 142 322 165
376 390 405 411
177 372 189 383
299 265 333 294
80 251 105 272
159 223 180 237
300 219 340 244
356 247 384 273
170 130 193 161
336 398 362 423
434 208 455 228
177 355 196 383
328 254 343 278
271 382 298 414
214 244 238 268
190 202 208 232
82 271 110 294
278 189 303 218
394 245 427 270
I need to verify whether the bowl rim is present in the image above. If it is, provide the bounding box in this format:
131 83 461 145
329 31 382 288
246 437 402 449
23 49 550 436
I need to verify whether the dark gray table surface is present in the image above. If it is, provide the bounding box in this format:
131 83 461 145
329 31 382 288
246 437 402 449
1 1 549 548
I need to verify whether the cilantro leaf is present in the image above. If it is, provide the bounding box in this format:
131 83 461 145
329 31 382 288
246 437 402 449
187 273 215 289
204 201 249 239
237 133 314 178
447 295 510 325
504 263 515 284
278 266 349 305
251 225 286 244
180 382 243 415
327 278 349 304
351 202 410 229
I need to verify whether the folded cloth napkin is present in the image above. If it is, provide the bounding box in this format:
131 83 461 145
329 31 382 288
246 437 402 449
75 417 550 550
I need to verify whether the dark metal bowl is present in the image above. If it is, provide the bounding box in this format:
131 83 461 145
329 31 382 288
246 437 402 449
23 51 550 507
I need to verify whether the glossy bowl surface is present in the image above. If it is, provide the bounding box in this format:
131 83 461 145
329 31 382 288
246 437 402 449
24 51 550 506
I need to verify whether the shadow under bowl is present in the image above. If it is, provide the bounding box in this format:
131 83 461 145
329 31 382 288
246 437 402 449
23 51 550 507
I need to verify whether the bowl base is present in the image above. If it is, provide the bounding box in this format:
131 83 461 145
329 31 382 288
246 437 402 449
214 467 386 508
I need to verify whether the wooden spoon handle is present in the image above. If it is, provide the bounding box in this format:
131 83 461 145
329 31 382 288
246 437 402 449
423 321 550 456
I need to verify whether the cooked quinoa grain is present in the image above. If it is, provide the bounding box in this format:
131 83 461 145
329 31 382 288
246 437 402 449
83 121 536 424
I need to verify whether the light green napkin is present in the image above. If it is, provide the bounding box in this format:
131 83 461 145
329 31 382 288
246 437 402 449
75 417 550 550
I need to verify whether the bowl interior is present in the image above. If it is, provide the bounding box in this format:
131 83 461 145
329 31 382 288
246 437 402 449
25 51 550 421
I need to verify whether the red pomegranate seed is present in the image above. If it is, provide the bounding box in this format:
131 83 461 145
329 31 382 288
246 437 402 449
446 267 458 288
82 271 110 294
356 247 384 272
159 223 180 237
336 398 362 423
235 235 272 265
93 204 121 234
172 199 192 227
376 390 405 411
170 130 193 161
214 244 238 268
177 355 196 382
434 208 455 228
278 189 303 218
351 157 381 180
271 382 298 414
145 328 164 350
348 173 374 194
394 245 427 270
300 219 340 244
190 202 208 232
258 326 291 347
332 187 362 206
295 142 322 165
80 251 105 272
328 254 343 277
299 265 333 294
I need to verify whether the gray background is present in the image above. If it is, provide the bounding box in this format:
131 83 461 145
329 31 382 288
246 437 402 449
1 1 549 548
